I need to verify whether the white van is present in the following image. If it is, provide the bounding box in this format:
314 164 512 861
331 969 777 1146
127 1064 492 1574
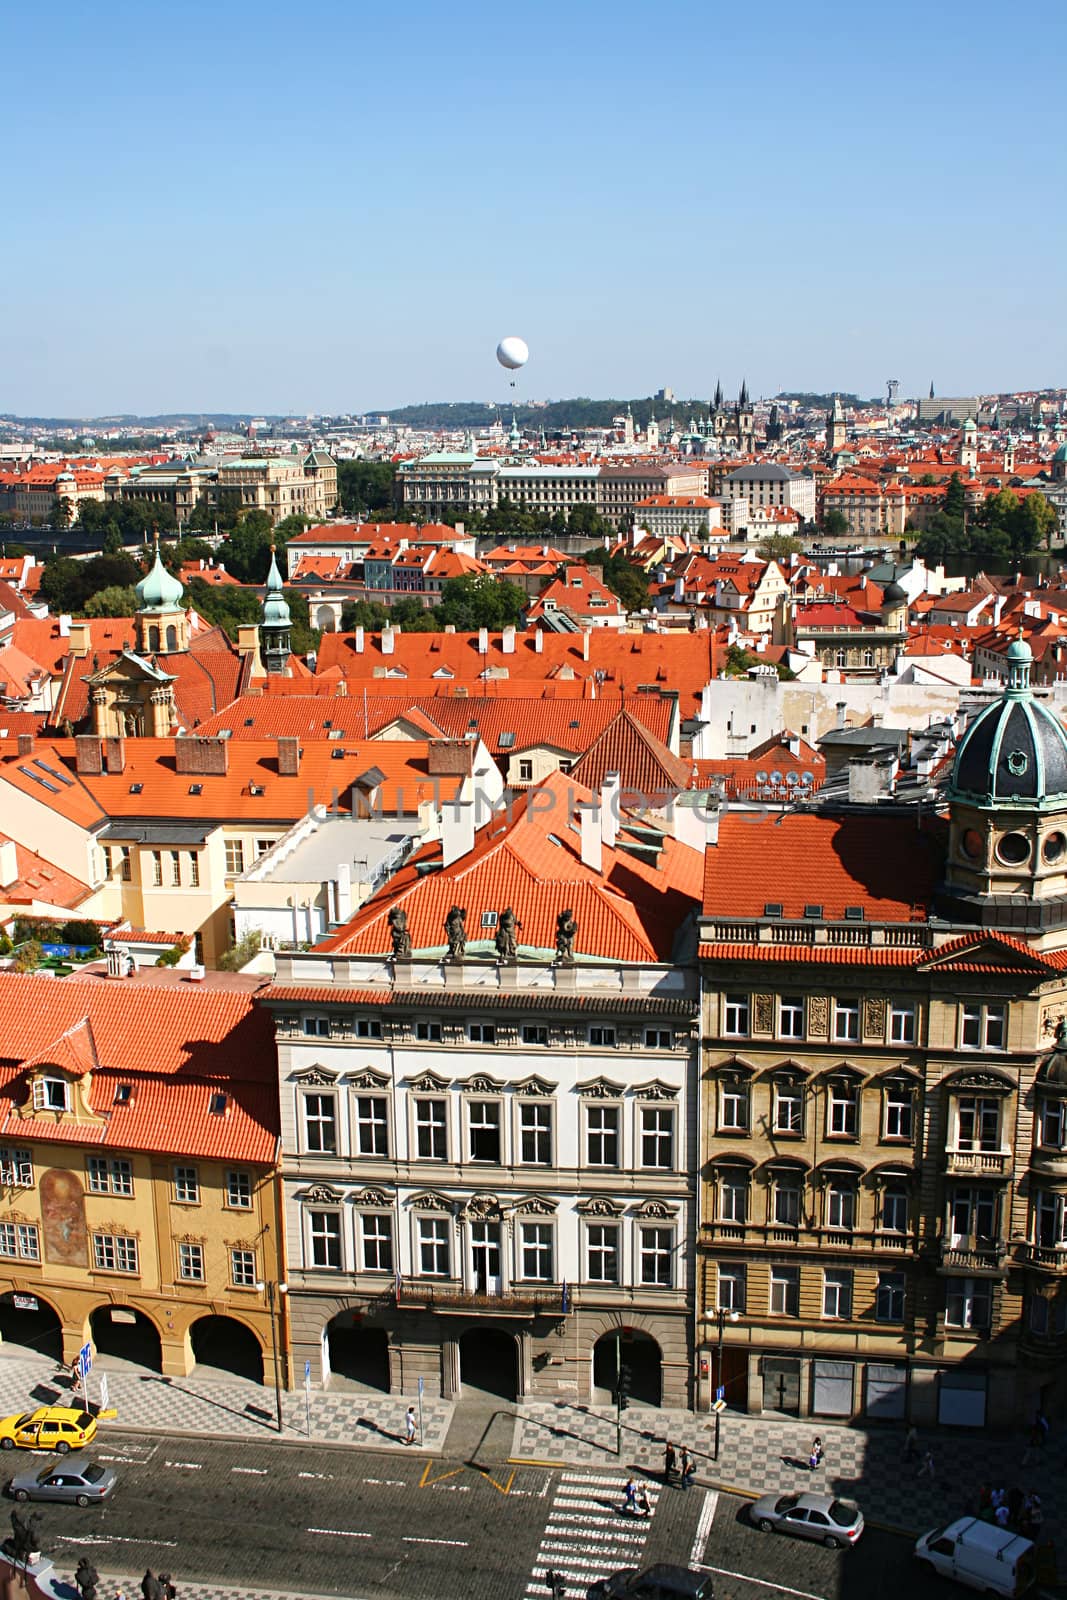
915 1517 1035 1596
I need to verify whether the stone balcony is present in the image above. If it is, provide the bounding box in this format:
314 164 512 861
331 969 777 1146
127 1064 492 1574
943 1149 1012 1177
935 1238 1008 1277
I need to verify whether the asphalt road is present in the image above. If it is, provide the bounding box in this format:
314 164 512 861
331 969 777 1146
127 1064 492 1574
1 1432 951 1600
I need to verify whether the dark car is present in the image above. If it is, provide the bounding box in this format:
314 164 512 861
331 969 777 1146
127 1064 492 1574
588 1564 713 1600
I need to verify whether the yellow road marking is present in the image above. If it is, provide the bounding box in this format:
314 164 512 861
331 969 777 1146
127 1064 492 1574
418 1460 466 1487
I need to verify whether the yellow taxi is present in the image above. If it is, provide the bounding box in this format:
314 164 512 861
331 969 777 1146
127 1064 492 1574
0 1406 98 1453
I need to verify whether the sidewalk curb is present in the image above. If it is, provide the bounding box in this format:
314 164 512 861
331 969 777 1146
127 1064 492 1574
102 1419 445 1457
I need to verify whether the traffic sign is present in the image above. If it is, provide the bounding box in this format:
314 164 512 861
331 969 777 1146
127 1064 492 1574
418 1376 424 1396
79 1342 93 1378
304 1359 311 1385
712 1399 726 1413
98 1374 109 1411
716 1385 725 1401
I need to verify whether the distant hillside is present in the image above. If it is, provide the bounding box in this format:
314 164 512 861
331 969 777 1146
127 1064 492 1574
773 392 868 408
377 396 714 431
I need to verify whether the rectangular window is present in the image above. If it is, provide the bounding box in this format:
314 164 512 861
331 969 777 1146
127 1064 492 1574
644 1028 673 1050
521 1024 549 1047
718 1262 746 1312
32 1077 69 1112
1040 1100 1067 1149
832 1000 860 1042
826 1184 855 1231
890 1002 917 1044
950 1185 997 1242
418 1216 450 1277
827 1081 858 1137
92 1233 139 1274
361 1214 393 1273
961 1003 1007 1050
308 1210 342 1270
120 845 132 882
823 1269 853 1319
151 850 163 887
188 852 200 888
415 1099 447 1161
170 850 181 887
773 1182 801 1227
355 1017 383 1039
770 1265 799 1316
586 1104 620 1167
255 839 273 861
356 1096 389 1158
639 1226 673 1287
303 1016 330 1037
468 1101 501 1163
0 1148 31 1187
881 1186 909 1232
518 759 534 782
723 993 749 1036
519 1102 552 1165
588 1025 617 1047
468 1022 496 1045
720 1172 748 1223
303 1094 337 1155
956 1097 1000 1152
884 1084 914 1141
230 1248 256 1287
226 1170 252 1209
224 840 245 875
719 1081 749 1132
640 1106 675 1169
778 998 804 1040
876 1270 906 1321
173 1166 200 1204
587 1224 619 1284
88 1157 133 1196
945 1277 992 1330
0 1222 39 1261
773 1080 803 1135
178 1242 205 1281
520 1222 554 1282
415 1021 442 1042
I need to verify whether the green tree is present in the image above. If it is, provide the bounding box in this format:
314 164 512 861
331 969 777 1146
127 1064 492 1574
756 534 803 563
340 599 391 631
336 461 397 517
436 574 526 631
944 473 967 520
582 547 650 612
221 512 276 582
822 508 850 538
82 585 139 617
185 578 262 637
283 587 321 656
187 489 242 534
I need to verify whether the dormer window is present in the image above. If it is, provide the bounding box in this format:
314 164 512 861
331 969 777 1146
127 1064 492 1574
32 1077 69 1112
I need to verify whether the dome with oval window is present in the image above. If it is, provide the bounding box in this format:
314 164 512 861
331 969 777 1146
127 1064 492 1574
950 638 1067 808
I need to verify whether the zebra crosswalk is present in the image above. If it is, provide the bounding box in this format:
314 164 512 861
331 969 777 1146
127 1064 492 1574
524 1470 661 1598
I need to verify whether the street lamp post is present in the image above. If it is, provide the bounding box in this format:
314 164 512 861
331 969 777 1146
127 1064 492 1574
714 1306 739 1463
257 1279 288 1433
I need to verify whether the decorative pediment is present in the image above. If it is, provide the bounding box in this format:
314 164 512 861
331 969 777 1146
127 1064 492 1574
408 1190 453 1212
879 1065 921 1085
514 1075 557 1098
577 1077 625 1101
292 1066 338 1087
941 1068 1015 1093
345 1067 390 1091
410 1071 449 1094
352 1186 394 1209
633 1079 678 1102
465 1194 501 1220
576 1195 623 1217
86 650 174 689
633 1198 677 1219
460 1073 505 1095
512 1195 558 1216
918 935 1055 975
299 1183 343 1204
821 1062 864 1082
713 1055 756 1081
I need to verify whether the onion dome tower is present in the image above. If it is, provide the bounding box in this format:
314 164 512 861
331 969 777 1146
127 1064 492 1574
135 540 188 655
260 546 291 676
940 636 1067 930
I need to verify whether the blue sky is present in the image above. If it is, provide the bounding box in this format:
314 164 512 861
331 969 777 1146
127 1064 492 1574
5 0 1065 416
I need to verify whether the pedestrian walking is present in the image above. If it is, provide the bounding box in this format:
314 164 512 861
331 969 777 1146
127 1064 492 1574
405 1405 417 1446
903 1425 919 1463
1024 1492 1043 1541
809 1436 823 1472
622 1478 638 1515
681 1449 696 1490
636 1486 652 1518
995 1501 1011 1529
663 1441 677 1483
917 1448 935 1480
544 1568 566 1600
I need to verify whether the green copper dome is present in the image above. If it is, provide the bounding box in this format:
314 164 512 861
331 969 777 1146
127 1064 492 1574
136 544 185 611
950 636 1067 809
262 547 291 628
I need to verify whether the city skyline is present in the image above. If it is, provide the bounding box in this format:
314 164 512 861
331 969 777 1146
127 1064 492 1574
4 0 1065 415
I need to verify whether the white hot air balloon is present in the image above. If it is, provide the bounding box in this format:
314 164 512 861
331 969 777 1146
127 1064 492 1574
496 336 529 372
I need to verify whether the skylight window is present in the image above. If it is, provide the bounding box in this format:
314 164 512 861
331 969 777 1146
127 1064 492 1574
188 783 202 796
114 1084 132 1105
209 1091 228 1115
129 782 143 795
498 732 516 749
480 911 498 928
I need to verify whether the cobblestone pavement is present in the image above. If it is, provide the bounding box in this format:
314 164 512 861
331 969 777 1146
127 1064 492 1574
96 1581 363 1600
512 1400 1065 1536
0 1350 452 1452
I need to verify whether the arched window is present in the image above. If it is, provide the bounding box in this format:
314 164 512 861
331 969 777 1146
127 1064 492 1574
148 625 160 653
165 625 178 651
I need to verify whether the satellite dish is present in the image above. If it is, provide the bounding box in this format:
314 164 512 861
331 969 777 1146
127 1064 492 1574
770 770 784 784
755 771 768 783
496 336 529 371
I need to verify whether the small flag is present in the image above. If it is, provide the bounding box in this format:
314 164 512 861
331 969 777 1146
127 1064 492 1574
561 1280 570 1315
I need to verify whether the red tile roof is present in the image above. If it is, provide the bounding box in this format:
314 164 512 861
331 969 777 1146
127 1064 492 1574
569 708 691 797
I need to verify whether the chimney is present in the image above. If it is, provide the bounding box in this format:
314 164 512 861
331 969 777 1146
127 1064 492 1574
175 736 229 776
502 625 516 655
580 803 603 872
601 770 620 849
381 626 395 656
0 839 17 889
478 627 489 655
58 614 71 638
278 737 300 776
673 577 684 602
534 629 544 654
67 621 92 658
336 861 352 923
16 733 34 758
836 700 847 729
235 623 262 667
103 736 125 775
705 802 721 848
354 626 365 654
75 735 103 775
442 801 475 867
428 739 474 776
581 629 591 661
